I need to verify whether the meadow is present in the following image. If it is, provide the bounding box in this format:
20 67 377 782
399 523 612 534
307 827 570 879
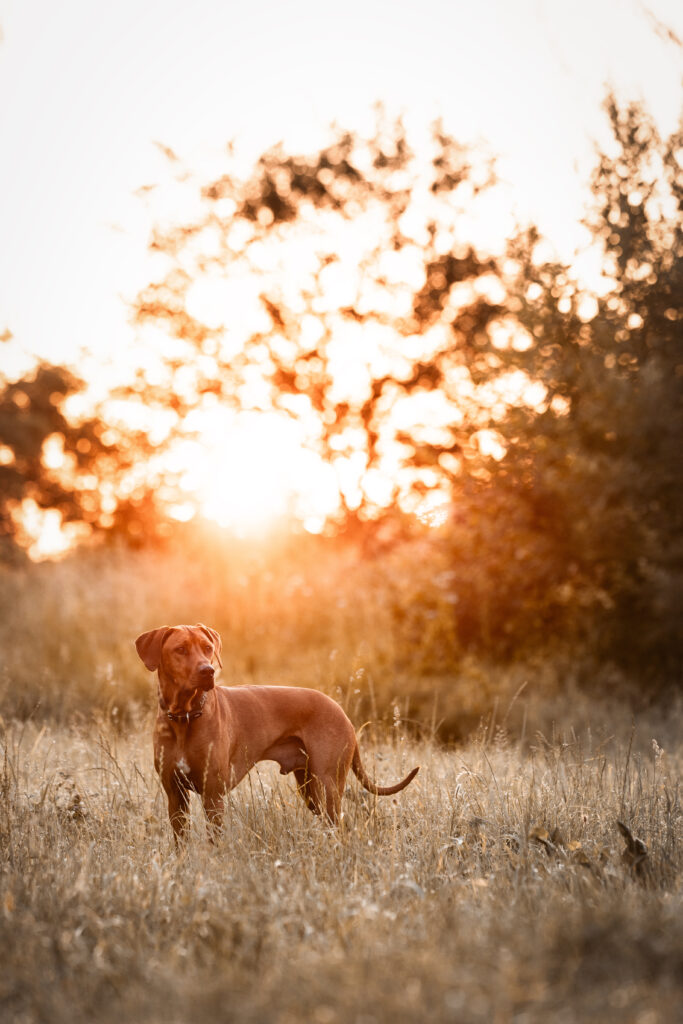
0 534 681 1023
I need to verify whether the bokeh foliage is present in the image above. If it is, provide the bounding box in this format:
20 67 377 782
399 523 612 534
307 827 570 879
0 363 169 557
1 96 681 682
437 99 683 675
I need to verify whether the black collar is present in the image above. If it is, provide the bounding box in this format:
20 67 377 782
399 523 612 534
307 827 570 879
158 688 208 724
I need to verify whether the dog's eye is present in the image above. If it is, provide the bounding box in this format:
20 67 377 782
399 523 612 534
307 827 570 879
203 644 212 654
176 646 187 655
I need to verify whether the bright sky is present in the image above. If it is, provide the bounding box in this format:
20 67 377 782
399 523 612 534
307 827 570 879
0 0 681 379
0 0 681 552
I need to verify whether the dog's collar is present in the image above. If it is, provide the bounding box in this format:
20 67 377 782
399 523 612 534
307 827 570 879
158 688 208 724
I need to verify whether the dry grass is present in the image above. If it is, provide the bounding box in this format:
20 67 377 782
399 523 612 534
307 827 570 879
0 535 680 1021
0 532 657 740
1 709 680 1024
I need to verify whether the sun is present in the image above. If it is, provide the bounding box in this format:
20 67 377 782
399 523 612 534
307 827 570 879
177 409 338 536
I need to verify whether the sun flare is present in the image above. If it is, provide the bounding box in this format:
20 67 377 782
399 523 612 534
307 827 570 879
176 410 337 536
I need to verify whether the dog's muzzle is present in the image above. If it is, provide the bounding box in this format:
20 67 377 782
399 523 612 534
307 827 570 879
197 664 215 689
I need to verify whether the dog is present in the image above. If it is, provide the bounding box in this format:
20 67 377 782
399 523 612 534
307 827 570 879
135 623 419 841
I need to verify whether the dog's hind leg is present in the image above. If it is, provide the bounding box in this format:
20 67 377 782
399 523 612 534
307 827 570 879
306 772 343 823
293 767 320 814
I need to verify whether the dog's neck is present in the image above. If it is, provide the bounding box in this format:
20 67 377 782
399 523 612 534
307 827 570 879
157 669 210 724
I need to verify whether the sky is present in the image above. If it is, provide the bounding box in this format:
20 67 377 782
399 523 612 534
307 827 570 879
0 0 682 554
0 0 681 382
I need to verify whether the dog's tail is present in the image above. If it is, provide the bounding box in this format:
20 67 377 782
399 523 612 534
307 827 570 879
351 745 419 796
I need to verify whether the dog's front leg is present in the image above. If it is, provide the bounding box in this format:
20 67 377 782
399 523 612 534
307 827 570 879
201 789 226 841
166 780 191 845
201 789 227 844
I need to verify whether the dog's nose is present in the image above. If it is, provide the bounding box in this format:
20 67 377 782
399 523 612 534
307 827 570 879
198 663 215 687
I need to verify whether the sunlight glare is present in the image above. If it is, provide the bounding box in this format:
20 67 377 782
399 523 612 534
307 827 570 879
179 410 338 535
15 501 90 561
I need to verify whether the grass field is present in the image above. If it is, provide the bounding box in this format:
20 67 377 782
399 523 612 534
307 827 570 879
0 531 655 739
0 537 681 1022
1 707 681 1024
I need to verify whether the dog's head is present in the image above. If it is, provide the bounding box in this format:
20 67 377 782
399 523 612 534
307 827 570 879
135 623 222 714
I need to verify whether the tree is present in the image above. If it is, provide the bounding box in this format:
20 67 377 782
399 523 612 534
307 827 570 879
128 98 682 677
0 361 169 559
129 115 504 529
452 97 683 673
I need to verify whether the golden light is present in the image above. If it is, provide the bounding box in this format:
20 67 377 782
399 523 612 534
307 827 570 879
175 409 339 536
12 500 89 561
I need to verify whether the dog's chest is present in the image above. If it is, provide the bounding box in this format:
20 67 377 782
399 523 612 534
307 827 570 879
172 746 204 783
156 728 199 782
155 718 227 785
169 738 219 785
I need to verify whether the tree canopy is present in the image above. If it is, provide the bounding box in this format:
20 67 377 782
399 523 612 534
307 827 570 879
0 361 168 559
3 96 681 678
128 115 506 527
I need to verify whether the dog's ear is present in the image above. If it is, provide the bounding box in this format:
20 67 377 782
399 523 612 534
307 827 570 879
135 627 173 671
196 623 222 668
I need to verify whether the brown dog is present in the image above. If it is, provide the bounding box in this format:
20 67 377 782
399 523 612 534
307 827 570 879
135 623 419 841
